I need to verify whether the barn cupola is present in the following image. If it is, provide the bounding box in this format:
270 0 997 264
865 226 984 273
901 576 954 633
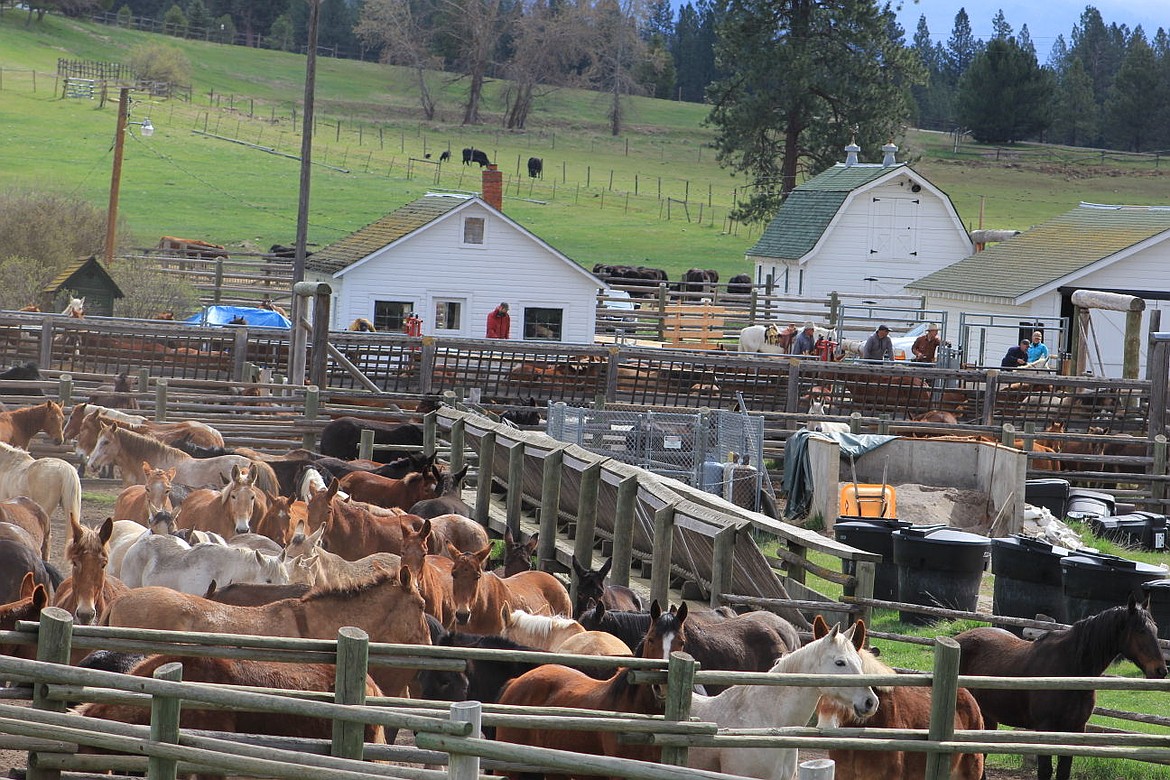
882 141 898 167
482 164 503 211
844 140 860 167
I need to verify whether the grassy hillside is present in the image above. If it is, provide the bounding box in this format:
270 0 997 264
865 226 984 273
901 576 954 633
3 13 1169 282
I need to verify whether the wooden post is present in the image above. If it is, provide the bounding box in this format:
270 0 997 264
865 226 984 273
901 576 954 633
148 661 183 780
981 370 1000 427
423 411 437 457
877 413 890 436
604 346 620 403
924 636 961 780
57 374 72 407
784 359 802 422
570 462 602 605
1152 434 1167 506
332 626 370 760
610 475 637 588
474 431 496 527
39 318 52 371
1124 308 1143 379
213 258 224 305
232 328 250 381
418 337 436 395
448 701 482 780
309 286 332 389
450 417 466 474
650 504 675 606
708 523 736 608
849 412 862 435
359 428 375 461
1000 422 1016 447
853 560 875 627
154 379 168 422
537 448 564 570
301 385 319 450
505 442 525 540
798 759 835 779
28 607 72 780
657 283 668 340
660 651 696 767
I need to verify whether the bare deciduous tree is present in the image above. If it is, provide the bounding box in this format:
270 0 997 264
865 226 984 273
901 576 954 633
582 0 648 136
356 0 443 120
502 0 590 129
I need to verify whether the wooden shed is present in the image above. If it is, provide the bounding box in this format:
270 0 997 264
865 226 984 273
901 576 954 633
41 255 124 316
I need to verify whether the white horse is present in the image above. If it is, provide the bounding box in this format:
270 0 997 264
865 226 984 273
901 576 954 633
123 538 291 594
687 618 877 780
0 441 82 523
738 324 792 354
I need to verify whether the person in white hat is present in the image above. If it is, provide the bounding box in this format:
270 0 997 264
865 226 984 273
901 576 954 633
790 321 817 356
912 323 941 363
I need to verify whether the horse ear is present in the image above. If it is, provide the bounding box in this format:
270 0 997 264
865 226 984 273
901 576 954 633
231 464 242 482
1128 593 1139 612
204 580 218 599
30 584 48 610
847 619 866 650
812 614 830 640
141 461 152 476
166 468 177 480
327 479 340 498
504 526 514 545
19 572 36 599
398 564 415 590
524 534 538 554
599 558 613 579
650 600 661 620
676 602 688 624
420 518 432 538
474 544 493 568
404 472 420 486
70 512 84 542
500 605 512 626
446 541 461 559
1143 593 1152 611
99 517 114 545
572 556 586 578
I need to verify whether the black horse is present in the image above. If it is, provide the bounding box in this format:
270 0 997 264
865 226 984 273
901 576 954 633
0 361 44 396
409 463 472 519
318 416 424 463
571 557 644 617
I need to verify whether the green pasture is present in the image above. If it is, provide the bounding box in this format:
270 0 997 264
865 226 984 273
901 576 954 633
5 14 1170 285
790 533 1170 778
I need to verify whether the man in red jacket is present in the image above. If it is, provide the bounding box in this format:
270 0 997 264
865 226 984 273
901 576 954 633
486 302 511 339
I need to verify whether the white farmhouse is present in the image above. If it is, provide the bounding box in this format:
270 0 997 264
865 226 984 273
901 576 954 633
909 202 1170 377
747 143 973 299
305 166 605 343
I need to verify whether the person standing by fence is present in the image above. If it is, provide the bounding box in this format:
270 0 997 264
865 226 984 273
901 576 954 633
861 325 893 361
912 323 942 363
1027 330 1050 367
486 302 511 339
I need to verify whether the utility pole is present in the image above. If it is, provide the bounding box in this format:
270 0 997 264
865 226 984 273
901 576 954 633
290 0 321 387
104 87 131 265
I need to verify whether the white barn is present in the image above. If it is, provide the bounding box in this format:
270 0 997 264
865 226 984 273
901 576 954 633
747 143 973 300
305 171 605 343
908 203 1170 377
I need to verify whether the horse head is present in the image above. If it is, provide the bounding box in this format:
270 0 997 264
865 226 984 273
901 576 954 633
448 542 493 626
62 297 85 318
1122 594 1168 679
810 615 878 720
67 515 113 625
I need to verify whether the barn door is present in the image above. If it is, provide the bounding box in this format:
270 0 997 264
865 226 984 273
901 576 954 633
868 196 920 261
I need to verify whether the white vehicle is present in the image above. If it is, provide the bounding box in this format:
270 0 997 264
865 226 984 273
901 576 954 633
889 322 930 361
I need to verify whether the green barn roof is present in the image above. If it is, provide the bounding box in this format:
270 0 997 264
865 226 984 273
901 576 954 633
306 195 469 275
910 203 1170 302
746 163 906 261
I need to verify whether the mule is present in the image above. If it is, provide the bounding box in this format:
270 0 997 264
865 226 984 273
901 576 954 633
0 441 82 523
956 595 1167 780
0 540 61 604
688 616 878 780
0 573 49 660
253 494 308 543
282 520 400 590
112 463 175 523
204 580 313 606
0 400 65 447
306 479 416 560
178 464 267 537
571 556 643 617
121 538 291 595
447 542 572 634
102 567 431 697
494 528 537 577
52 516 129 627
0 496 52 560
493 600 689 777
817 618 984 780
87 371 139 410
409 463 472 518
399 518 454 627
418 627 546 718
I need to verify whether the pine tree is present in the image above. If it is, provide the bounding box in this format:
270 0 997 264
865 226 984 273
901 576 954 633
1103 30 1160 151
991 9 1012 41
944 9 981 85
957 37 1053 143
1049 56 1096 146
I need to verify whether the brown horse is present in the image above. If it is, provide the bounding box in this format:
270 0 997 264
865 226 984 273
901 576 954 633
177 465 267 537
102 567 431 697
52 516 129 628
400 518 455 628
956 596 1167 780
0 573 49 659
337 469 441 510
447 543 572 634
253 494 308 543
88 371 139 411
494 600 687 778
306 479 415 560
76 654 386 762
112 463 175 523
816 617 983 780
74 406 226 459
0 496 52 560
0 400 65 448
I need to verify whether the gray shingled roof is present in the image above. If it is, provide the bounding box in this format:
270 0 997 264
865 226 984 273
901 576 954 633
910 203 1170 301
746 163 905 261
306 195 469 275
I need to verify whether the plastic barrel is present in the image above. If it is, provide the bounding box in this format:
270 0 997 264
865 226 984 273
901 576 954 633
1060 552 1168 624
990 535 1070 626
1090 512 1167 551
1140 580 1170 640
1065 488 1114 519
1024 478 1071 519
893 527 990 625
834 518 912 602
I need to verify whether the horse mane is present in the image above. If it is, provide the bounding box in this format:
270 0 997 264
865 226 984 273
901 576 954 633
507 610 579 643
300 568 398 601
107 426 187 460
1041 604 1150 670
0 441 35 463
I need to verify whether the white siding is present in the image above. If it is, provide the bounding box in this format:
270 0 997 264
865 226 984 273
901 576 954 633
330 202 599 343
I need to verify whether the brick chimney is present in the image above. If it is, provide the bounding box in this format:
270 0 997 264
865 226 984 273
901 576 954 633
482 164 503 211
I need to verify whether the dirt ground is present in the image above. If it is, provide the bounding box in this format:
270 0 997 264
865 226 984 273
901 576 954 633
0 486 1043 779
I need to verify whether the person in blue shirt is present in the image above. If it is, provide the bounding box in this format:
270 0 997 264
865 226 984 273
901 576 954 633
1002 339 1030 369
790 322 817 356
1027 331 1049 366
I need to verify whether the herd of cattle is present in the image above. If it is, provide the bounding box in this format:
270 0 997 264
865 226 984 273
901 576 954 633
430 147 544 179
593 264 753 296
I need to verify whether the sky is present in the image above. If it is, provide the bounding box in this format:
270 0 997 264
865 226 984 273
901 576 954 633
895 0 1168 62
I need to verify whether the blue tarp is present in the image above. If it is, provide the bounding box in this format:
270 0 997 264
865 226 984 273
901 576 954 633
183 306 291 329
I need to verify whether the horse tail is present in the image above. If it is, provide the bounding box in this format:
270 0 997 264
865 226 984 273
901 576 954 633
63 467 83 527
250 460 280 496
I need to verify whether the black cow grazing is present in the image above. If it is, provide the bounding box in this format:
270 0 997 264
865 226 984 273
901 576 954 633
681 268 720 294
462 147 474 165
594 264 669 299
470 149 490 167
527 157 543 178
727 274 752 295
439 150 451 163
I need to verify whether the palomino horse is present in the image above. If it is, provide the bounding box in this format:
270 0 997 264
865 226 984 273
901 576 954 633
493 600 689 775
499 609 585 650
77 655 386 755
446 542 572 634
816 619 983 780
956 595 1167 780
102 567 431 697
0 400 65 447
52 516 129 628
349 317 376 332
0 573 49 659
0 441 82 524
337 469 441 510
178 465 267 537
688 616 877 780
112 463 175 523
571 556 643 617
282 520 400 590
0 496 51 560
88 423 277 492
